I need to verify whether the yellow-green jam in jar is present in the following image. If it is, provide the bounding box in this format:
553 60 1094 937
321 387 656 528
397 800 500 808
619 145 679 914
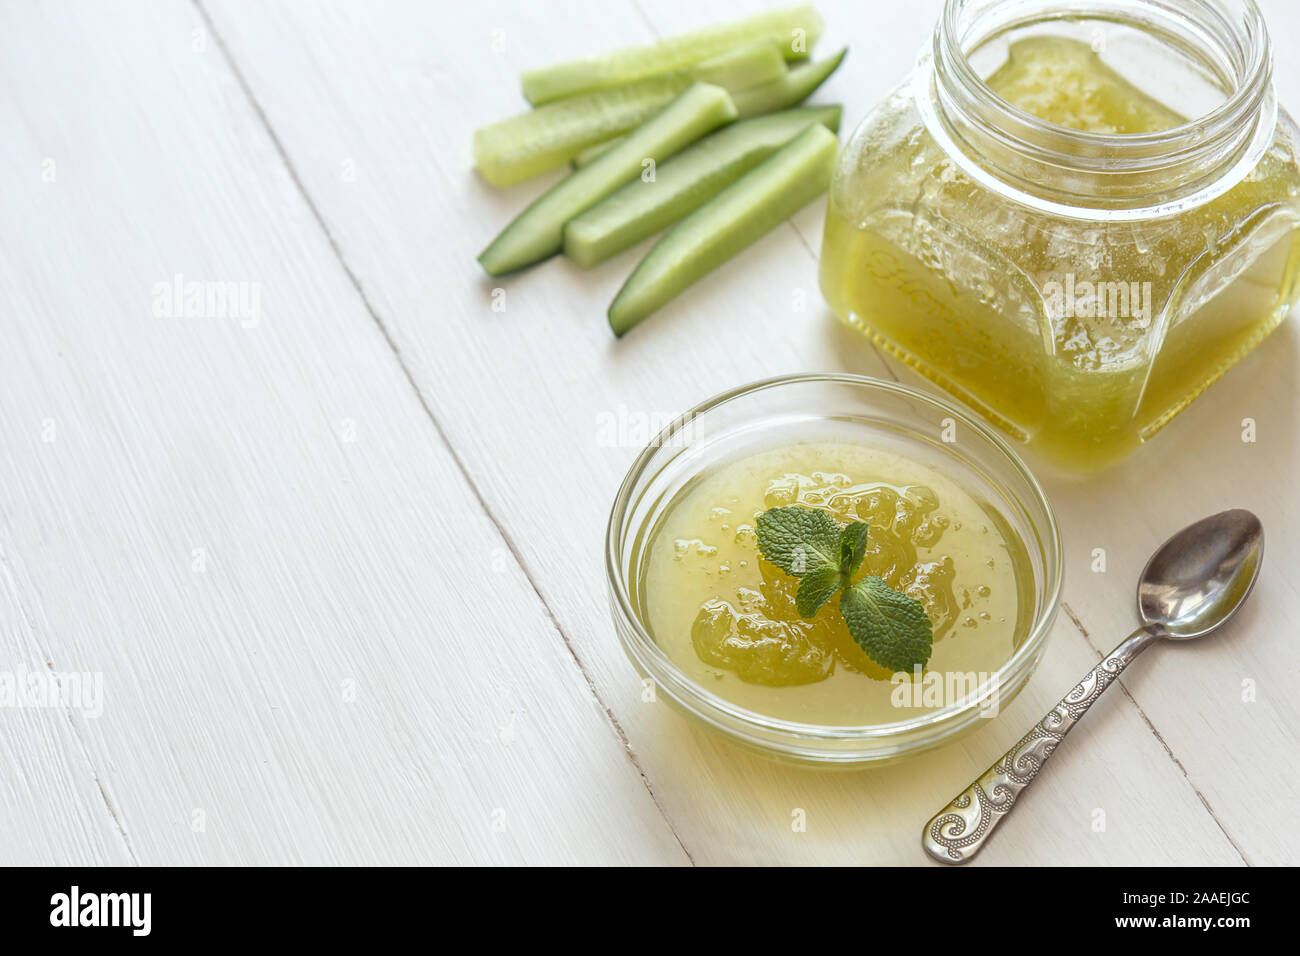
820 2 1300 470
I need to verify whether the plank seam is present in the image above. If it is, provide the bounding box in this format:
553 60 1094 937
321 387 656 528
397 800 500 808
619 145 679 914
193 0 696 866
0 541 138 864
1060 601 1249 865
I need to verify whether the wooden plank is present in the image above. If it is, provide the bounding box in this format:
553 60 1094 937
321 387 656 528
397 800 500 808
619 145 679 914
0 550 134 864
0 0 686 865
1037 324 1300 865
200 0 1254 862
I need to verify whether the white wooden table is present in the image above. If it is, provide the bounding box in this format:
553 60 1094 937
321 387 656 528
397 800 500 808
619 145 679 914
2 0 1297 866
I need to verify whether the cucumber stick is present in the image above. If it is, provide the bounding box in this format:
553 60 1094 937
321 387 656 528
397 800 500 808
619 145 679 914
521 4 823 104
572 139 617 169
474 43 782 188
733 47 847 116
564 106 841 268
574 47 847 169
475 76 688 188
689 41 786 92
608 123 838 335
479 83 738 276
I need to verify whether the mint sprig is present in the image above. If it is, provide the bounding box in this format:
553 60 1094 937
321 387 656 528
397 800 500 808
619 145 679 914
755 505 933 672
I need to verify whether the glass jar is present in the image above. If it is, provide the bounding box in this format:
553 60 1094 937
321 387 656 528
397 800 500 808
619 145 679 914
820 0 1300 470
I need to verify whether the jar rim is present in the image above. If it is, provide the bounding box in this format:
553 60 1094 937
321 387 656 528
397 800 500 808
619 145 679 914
604 373 1064 762
940 0 1272 149
927 0 1278 216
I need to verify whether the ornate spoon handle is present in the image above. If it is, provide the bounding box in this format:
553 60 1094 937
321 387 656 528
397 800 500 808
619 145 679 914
922 625 1162 864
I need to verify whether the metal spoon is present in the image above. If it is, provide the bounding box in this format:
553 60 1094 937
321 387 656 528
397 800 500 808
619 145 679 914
922 509 1264 864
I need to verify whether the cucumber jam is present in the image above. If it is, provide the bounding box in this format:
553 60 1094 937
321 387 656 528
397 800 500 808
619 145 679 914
820 8 1300 471
642 440 1033 726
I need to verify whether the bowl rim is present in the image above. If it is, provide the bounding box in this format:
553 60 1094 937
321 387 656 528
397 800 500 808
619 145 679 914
604 371 1063 747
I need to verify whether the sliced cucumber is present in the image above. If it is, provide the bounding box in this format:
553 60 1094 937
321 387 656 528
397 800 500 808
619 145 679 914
474 75 690 188
474 43 786 188
572 139 617 169
690 41 787 92
733 47 846 117
565 106 841 268
607 123 838 335
521 4 824 105
479 83 738 276
570 46 844 172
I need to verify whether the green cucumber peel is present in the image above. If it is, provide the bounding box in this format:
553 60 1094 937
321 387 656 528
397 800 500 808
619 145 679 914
733 46 847 116
521 4 824 105
564 106 841 267
478 82 737 276
606 122 837 332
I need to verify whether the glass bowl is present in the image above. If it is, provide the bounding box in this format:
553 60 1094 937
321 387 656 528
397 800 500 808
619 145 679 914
605 373 1062 766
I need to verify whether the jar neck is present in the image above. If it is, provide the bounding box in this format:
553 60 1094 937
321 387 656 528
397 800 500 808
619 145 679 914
923 0 1277 220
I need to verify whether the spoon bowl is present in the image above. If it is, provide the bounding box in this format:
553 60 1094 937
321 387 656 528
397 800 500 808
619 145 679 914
1138 509 1264 639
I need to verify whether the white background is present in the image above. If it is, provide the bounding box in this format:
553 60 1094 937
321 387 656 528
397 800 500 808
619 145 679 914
1 0 1297 865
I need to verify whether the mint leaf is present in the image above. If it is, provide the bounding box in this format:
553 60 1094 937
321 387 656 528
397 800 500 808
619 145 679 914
839 521 868 578
756 506 840 576
840 577 933 672
754 506 934 672
795 564 842 618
